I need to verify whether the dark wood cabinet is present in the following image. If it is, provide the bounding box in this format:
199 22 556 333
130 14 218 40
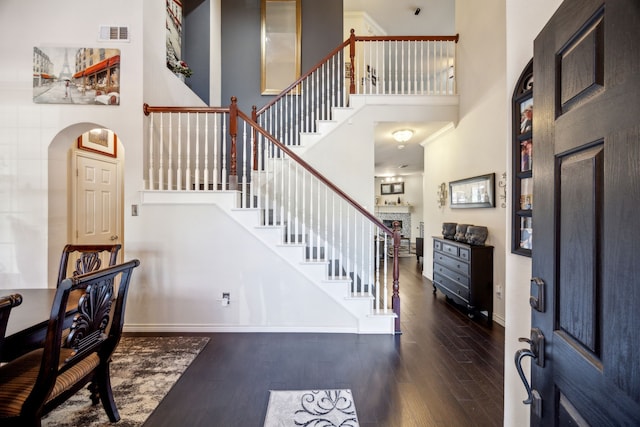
432 237 493 322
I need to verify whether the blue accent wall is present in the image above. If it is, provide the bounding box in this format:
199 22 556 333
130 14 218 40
184 0 211 104
221 0 343 112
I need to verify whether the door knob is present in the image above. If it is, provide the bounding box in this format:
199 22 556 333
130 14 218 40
110 235 119 241
515 328 544 404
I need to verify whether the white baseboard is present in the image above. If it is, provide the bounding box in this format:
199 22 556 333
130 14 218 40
123 324 360 334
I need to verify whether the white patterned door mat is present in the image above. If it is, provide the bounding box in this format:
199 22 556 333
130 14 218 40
264 389 360 427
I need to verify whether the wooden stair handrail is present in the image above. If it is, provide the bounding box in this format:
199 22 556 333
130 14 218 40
237 108 393 237
143 104 231 115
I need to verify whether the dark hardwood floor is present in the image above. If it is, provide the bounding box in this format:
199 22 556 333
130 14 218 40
142 256 504 426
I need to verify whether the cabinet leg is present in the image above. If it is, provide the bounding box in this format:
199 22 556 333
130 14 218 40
432 284 437 294
467 305 475 319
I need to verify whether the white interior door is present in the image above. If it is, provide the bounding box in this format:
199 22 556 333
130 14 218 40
73 152 121 245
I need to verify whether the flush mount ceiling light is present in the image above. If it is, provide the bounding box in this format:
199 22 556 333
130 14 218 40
392 129 413 143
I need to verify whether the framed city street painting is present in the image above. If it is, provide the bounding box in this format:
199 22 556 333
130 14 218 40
33 47 120 105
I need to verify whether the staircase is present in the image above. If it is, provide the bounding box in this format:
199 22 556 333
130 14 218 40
141 32 459 335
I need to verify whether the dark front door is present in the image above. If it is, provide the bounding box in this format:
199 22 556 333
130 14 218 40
531 0 640 425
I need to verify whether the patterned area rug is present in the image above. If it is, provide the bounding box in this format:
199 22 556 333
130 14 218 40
42 336 209 427
264 389 359 427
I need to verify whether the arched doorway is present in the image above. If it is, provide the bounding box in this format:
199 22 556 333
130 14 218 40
47 123 124 285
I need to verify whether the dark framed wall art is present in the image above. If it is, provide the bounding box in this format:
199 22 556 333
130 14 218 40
449 173 495 208
381 182 404 195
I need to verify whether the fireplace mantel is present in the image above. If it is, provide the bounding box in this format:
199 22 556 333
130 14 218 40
374 205 411 214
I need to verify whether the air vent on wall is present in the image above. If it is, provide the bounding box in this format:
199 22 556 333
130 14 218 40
99 26 130 42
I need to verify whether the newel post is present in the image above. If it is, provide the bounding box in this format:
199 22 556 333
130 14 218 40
392 222 402 334
252 106 258 171
228 96 238 190
349 29 356 95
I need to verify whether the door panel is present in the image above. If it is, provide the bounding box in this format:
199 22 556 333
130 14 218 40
558 144 603 355
75 153 120 245
532 0 640 425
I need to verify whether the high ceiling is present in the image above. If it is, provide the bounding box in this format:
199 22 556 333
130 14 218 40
344 0 455 36
343 0 456 177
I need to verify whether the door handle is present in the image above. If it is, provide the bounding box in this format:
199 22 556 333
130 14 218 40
110 235 119 241
515 328 545 404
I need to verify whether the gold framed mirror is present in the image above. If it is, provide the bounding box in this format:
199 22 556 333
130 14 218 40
260 0 301 95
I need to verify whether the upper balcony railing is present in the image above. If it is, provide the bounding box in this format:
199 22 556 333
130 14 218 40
254 30 459 147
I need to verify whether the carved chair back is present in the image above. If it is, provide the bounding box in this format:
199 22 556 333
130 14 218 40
0 259 140 424
56 244 122 287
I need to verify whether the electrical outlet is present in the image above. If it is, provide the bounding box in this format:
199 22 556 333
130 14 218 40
221 292 230 306
496 285 503 299
131 204 138 216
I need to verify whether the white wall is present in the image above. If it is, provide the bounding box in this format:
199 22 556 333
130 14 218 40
503 1 562 426
0 0 145 288
125 200 358 332
0 0 219 290
423 0 507 325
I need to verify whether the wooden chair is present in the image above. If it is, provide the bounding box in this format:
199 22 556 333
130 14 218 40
0 259 140 426
56 244 122 286
0 294 23 361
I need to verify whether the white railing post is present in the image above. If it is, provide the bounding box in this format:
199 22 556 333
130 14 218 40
157 113 163 190
168 113 173 190
241 121 248 205
195 113 200 190
213 114 218 190
177 113 182 190
147 113 154 190
204 113 209 190
221 118 227 189
185 113 191 191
